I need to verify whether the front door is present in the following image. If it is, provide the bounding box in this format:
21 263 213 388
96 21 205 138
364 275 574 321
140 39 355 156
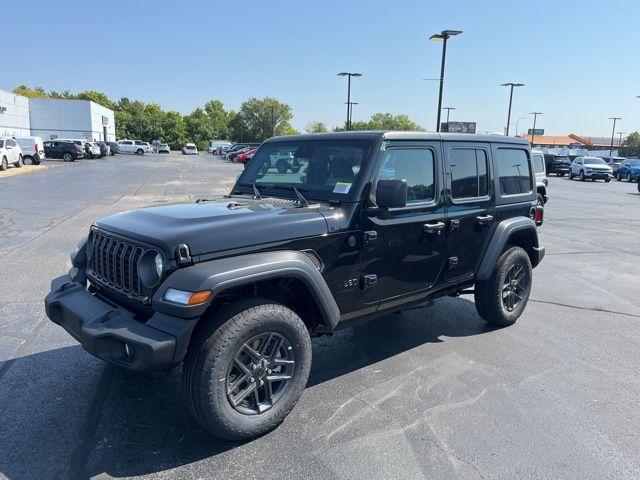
443 142 495 281
360 142 447 305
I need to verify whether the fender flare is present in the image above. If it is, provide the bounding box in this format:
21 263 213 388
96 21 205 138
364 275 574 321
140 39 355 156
476 217 541 281
152 250 341 330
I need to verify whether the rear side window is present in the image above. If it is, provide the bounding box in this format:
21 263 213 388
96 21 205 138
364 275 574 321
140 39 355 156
0 140 4 148
377 149 435 204
532 154 545 173
449 148 489 199
496 148 532 196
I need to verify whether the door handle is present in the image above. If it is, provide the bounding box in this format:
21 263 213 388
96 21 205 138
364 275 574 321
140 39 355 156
423 221 446 233
476 215 494 225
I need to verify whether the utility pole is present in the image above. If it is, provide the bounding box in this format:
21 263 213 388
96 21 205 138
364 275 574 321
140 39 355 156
501 83 525 136
530 112 543 147
609 117 621 158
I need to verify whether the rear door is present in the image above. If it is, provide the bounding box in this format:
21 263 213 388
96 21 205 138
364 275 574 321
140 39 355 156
443 142 495 281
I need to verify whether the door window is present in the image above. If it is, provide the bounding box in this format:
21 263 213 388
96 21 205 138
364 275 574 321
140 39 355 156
376 149 435 204
496 148 532 196
532 153 545 173
449 148 489 199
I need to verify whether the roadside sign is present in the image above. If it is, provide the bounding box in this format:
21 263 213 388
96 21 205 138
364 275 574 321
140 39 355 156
102 116 109 126
441 121 476 134
528 128 544 135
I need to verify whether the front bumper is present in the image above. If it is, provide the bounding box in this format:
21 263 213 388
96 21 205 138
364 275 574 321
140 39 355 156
45 275 197 371
585 172 611 179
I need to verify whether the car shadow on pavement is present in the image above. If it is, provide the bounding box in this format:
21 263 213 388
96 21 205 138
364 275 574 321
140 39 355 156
1 297 496 479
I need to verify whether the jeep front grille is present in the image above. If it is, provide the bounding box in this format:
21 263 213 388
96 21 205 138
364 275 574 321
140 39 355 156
87 229 153 301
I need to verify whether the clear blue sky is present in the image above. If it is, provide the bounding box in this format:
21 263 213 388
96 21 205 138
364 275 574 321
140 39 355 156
5 0 640 136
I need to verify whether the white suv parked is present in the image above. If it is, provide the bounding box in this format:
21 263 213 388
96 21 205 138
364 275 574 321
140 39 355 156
569 156 612 182
0 137 24 170
118 140 148 155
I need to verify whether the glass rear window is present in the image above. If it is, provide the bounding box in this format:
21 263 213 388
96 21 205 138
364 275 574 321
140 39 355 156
496 148 532 196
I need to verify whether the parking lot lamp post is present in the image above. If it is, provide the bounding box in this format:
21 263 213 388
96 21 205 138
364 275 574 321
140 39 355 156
501 83 525 136
337 72 362 130
443 106 455 125
429 30 463 132
345 102 359 128
530 112 543 147
609 117 621 158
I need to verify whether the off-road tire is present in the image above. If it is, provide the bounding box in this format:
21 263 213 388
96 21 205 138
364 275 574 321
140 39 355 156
474 246 532 327
14 155 23 168
0 156 7 171
182 298 312 441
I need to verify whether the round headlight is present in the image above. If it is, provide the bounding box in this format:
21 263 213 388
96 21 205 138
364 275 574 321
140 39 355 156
154 253 164 278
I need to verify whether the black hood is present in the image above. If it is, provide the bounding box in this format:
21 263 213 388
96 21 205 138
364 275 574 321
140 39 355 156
95 197 329 259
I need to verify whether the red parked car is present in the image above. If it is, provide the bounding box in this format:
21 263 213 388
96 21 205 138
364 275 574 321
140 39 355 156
234 147 258 164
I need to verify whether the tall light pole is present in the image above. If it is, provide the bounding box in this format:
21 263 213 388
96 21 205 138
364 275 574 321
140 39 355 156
530 112 543 147
337 72 362 130
443 106 455 124
609 117 621 158
429 30 463 132
501 83 525 136
617 131 626 149
345 101 359 127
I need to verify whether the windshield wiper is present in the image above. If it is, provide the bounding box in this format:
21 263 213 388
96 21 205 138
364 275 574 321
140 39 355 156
273 185 310 207
236 182 266 199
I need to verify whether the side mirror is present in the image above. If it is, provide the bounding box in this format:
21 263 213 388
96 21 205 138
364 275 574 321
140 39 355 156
375 179 407 209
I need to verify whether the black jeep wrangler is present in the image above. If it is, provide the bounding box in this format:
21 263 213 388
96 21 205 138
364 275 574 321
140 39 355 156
45 132 544 440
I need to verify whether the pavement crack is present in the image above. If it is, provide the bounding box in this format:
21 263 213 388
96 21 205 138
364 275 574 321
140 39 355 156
530 298 640 319
67 366 115 480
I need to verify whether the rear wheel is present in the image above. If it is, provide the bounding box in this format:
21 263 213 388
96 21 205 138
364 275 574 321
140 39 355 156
14 155 23 168
580 170 585 181
568 169 574 180
136 148 144 155
183 299 312 441
627 172 632 182
0 156 8 171
63 152 74 162
474 246 532 327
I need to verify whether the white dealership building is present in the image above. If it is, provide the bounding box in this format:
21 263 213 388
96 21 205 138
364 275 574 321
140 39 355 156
0 88 116 141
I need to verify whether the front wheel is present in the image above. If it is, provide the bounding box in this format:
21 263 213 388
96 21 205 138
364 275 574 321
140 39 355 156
183 299 312 441
63 153 74 162
580 170 585 181
568 170 574 180
558 172 565 177
605 177 610 183
474 246 533 327
627 173 632 182
0 156 8 171
136 149 144 155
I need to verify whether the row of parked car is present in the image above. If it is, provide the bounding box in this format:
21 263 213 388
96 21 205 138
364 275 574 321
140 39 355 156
214 142 261 164
539 151 640 183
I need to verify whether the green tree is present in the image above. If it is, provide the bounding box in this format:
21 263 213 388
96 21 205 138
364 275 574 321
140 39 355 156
334 113 422 132
239 97 293 142
184 108 214 149
12 85 48 98
162 111 186 149
75 90 117 110
620 131 640 158
305 121 328 133
203 100 231 139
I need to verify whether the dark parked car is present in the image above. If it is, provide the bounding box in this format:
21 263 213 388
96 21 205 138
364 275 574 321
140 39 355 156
45 132 544 441
43 140 84 161
96 142 110 157
106 141 119 155
543 153 571 176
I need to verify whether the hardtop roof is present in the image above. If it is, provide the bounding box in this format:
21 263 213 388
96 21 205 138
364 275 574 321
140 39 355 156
264 131 530 145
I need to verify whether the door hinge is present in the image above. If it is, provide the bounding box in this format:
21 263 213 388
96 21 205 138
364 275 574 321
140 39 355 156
363 230 378 245
448 257 459 270
361 274 378 290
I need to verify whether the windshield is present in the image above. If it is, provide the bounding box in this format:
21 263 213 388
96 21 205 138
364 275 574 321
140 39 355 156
629 160 640 166
585 158 606 165
236 139 373 201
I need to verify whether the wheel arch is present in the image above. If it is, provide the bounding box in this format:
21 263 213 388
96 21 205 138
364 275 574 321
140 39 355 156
152 250 340 335
476 217 543 281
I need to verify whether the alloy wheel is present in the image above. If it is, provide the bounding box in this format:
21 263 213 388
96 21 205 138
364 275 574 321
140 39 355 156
226 332 295 415
502 263 529 312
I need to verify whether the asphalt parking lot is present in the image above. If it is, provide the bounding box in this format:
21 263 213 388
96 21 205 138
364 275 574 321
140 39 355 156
1 153 640 480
